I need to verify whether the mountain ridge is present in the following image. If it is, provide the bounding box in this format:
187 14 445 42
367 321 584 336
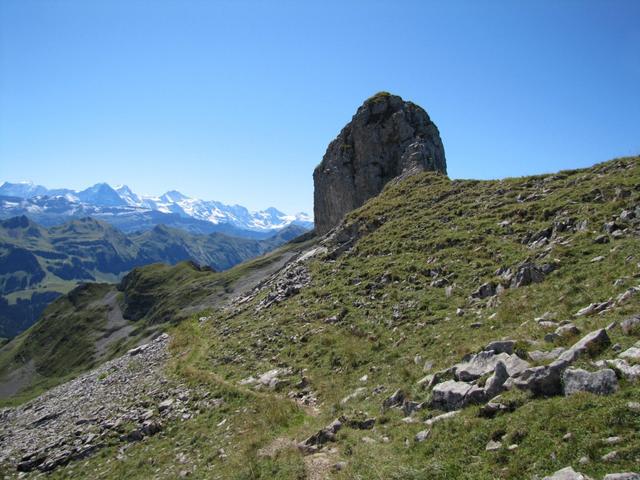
0 215 308 338
0 181 313 235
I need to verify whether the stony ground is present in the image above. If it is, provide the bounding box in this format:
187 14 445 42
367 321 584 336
0 334 220 477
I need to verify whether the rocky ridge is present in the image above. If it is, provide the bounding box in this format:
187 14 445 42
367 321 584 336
313 92 446 234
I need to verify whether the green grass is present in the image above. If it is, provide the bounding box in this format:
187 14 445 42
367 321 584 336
367 91 392 103
0 216 307 339
4 156 640 478
0 239 314 405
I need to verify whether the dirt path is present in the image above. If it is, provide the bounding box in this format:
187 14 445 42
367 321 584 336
304 450 339 480
0 360 36 399
185 243 313 316
258 437 339 480
93 290 135 360
230 250 300 300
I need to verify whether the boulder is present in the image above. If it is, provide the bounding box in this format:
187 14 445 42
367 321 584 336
342 416 376 430
313 93 446 234
619 346 640 361
485 340 515 355
528 348 566 362
511 329 611 396
470 282 497 299
556 328 611 363
299 419 342 453
414 430 430 442
542 466 592 480
575 301 613 317
508 361 567 396
616 286 640 305
382 389 405 409
257 368 291 389
603 474 640 480
621 315 640 335
603 359 640 382
424 410 459 426
430 380 473 411
464 384 488 404
484 361 509 398
510 263 545 288
562 368 618 396
485 440 501 451
556 324 581 337
402 400 423 416
454 351 529 382
479 396 513 418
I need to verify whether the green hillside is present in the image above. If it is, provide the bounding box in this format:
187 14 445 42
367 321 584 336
0 235 314 405
0 217 307 338
2 157 640 479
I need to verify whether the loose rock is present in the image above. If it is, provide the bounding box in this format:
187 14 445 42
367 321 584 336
562 368 618 396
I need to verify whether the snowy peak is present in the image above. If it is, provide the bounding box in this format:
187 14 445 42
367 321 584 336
160 190 189 203
78 183 127 207
0 181 49 199
0 181 313 232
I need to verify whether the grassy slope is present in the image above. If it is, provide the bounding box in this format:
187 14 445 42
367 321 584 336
0 238 313 406
19 157 640 479
0 217 307 338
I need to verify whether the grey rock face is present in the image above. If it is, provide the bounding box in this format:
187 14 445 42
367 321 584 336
299 418 342 454
485 340 516 355
562 368 618 396
603 474 640 480
556 328 611 363
471 282 497 299
313 92 446 234
484 361 510 398
453 351 529 382
430 380 476 411
528 347 566 362
510 262 545 288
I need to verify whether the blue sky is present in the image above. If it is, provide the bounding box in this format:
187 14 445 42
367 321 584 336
1 1 638 214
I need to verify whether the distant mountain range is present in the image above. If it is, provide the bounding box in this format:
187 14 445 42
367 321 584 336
0 181 313 238
0 215 308 339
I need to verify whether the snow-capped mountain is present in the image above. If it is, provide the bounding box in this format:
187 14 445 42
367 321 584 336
0 181 49 199
77 183 128 207
0 181 313 234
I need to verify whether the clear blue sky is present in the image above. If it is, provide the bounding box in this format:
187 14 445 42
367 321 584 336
1 0 638 214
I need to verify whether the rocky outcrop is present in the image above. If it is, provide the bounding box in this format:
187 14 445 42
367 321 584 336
508 328 611 396
313 92 446 234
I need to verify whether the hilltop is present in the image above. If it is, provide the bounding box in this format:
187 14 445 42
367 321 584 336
0 154 638 479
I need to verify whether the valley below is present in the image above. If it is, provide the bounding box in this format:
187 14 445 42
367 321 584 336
0 215 308 339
